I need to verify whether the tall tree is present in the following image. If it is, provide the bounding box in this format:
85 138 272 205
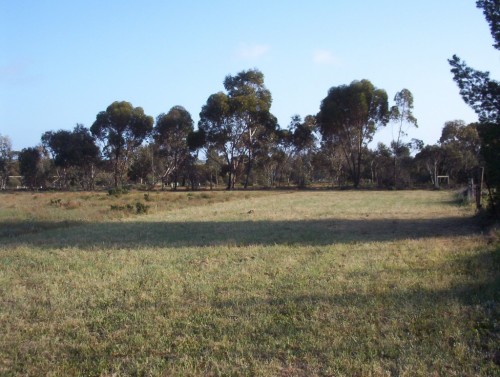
224 70 277 188
18 147 48 189
288 115 318 187
439 120 481 183
317 79 389 187
389 89 418 187
154 106 194 190
199 92 241 189
0 134 13 189
91 101 153 188
128 145 154 186
41 124 100 190
199 69 276 190
478 0 500 50
449 0 500 213
414 144 443 188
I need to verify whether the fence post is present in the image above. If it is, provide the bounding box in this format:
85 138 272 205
468 178 474 202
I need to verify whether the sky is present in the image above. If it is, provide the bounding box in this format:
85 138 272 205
1 0 499 151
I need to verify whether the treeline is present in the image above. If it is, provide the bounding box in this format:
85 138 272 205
0 71 482 192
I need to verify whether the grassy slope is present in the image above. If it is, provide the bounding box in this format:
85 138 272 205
0 190 498 376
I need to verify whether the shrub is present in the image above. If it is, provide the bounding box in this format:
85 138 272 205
108 188 129 197
49 198 62 206
110 203 134 212
135 201 150 214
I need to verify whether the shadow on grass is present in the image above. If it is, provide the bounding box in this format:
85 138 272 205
0 220 84 239
0 215 480 249
208 248 500 372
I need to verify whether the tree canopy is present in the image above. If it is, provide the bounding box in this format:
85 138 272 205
41 125 100 189
389 89 418 187
154 106 194 189
449 0 500 213
91 101 153 188
199 69 277 189
0 134 13 189
317 79 389 187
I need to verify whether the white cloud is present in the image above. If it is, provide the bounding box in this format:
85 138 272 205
236 43 271 60
313 49 338 65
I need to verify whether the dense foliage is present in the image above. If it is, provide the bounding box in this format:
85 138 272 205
449 0 500 214
1 68 489 192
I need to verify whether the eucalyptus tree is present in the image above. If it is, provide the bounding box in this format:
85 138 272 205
288 115 318 187
128 145 154 186
0 134 13 189
389 89 418 187
91 101 153 188
449 0 500 212
18 147 48 189
199 69 277 189
414 145 443 188
41 124 100 190
199 92 240 189
185 127 206 190
439 120 480 183
317 80 389 187
154 106 194 190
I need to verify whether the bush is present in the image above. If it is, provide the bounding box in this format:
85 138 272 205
110 204 134 211
49 198 62 206
135 201 150 214
108 188 129 197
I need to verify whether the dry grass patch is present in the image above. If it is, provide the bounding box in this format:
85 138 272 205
0 190 498 376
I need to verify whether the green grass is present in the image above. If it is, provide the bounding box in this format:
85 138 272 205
0 190 499 376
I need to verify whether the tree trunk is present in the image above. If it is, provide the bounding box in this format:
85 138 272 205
393 155 398 188
243 155 253 189
226 170 233 190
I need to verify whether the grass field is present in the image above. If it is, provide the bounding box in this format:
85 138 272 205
0 189 499 376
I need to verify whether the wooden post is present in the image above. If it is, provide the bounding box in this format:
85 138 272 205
468 178 474 202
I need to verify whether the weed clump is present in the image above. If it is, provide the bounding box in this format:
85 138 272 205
135 201 150 214
108 188 129 197
110 204 134 211
49 198 62 206
110 202 149 214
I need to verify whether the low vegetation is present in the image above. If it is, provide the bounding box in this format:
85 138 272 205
0 190 498 376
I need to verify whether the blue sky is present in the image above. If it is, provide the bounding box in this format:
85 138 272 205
1 0 499 151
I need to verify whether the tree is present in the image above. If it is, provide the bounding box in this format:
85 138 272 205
199 69 277 190
366 143 393 188
128 145 154 187
414 144 443 188
18 147 48 189
449 0 500 213
199 92 240 189
91 101 153 188
154 106 194 190
389 89 418 187
0 134 13 189
41 124 100 190
439 120 481 183
288 115 318 187
317 79 389 187
223 69 277 188
478 0 500 50
185 128 207 190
